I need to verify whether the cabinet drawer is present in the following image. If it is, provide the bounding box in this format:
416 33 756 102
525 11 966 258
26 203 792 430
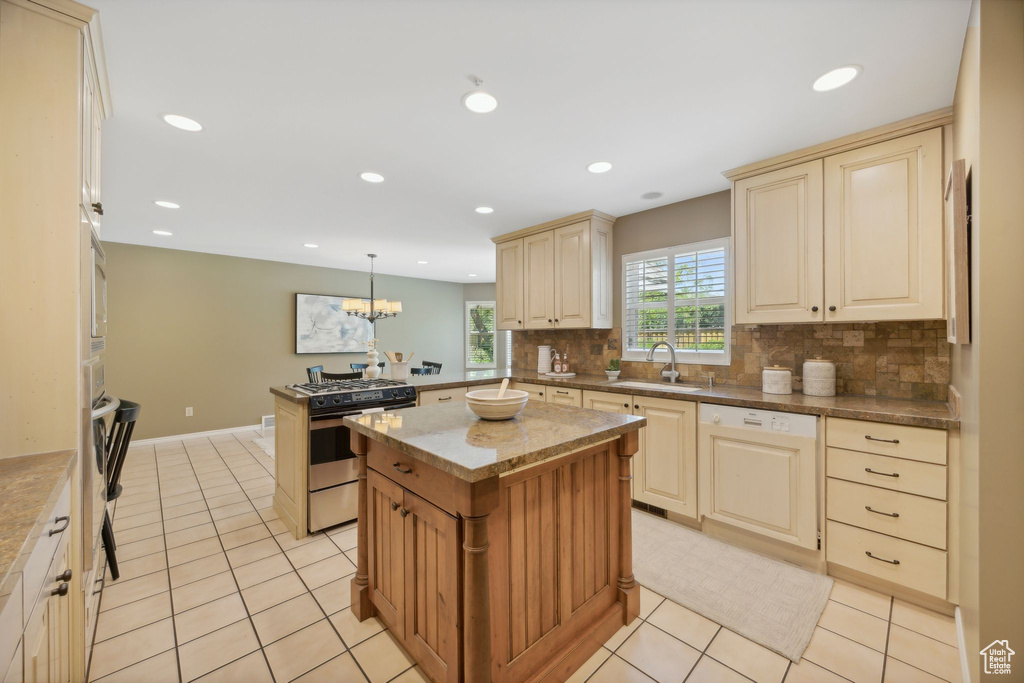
826 521 946 598
826 418 946 464
368 442 459 516
22 481 70 627
418 387 467 406
511 382 546 401
827 448 946 500
826 478 946 549
545 387 582 406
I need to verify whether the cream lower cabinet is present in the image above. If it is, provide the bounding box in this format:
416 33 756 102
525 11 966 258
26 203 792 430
632 396 698 520
545 387 582 407
418 387 469 405
582 390 631 414
511 382 547 401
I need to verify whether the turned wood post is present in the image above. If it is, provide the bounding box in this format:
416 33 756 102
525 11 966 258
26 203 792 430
350 433 375 620
617 431 640 623
457 476 499 682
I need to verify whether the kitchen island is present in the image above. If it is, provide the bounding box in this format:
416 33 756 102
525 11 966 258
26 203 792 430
344 401 645 683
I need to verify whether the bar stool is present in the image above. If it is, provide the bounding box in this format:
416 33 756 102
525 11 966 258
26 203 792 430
102 399 141 581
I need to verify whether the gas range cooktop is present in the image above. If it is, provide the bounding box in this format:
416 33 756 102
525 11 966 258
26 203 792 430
288 379 416 414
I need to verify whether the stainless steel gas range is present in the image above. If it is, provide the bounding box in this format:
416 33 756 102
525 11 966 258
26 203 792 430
288 379 417 531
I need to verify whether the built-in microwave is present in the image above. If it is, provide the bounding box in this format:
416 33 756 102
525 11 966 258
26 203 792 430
91 230 106 355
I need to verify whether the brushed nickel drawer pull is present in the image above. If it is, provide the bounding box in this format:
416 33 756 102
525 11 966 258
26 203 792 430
865 551 900 565
438 396 452 402
865 506 900 518
556 390 569 394
864 467 899 478
393 463 413 475
865 435 900 444
49 515 70 536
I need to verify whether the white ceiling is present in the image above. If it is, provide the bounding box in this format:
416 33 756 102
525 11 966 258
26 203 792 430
93 0 971 283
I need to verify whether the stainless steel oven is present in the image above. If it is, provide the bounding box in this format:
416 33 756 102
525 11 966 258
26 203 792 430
90 231 107 354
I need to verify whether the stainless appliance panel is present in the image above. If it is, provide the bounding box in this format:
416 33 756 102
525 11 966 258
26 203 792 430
309 457 358 491
309 483 359 532
90 230 107 353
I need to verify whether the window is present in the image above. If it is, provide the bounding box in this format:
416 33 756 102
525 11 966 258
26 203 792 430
622 237 730 365
466 301 496 368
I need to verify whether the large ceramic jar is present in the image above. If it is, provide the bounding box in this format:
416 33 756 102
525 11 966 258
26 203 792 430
762 365 793 395
803 356 836 396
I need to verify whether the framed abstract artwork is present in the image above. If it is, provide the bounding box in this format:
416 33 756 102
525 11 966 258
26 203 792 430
295 293 373 354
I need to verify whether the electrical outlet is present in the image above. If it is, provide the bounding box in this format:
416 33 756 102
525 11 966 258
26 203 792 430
185 406 193 417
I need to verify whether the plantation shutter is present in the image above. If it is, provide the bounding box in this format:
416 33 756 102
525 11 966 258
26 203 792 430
624 255 670 352
674 246 727 352
466 301 496 368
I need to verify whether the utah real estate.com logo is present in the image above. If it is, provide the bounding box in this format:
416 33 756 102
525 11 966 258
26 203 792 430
980 640 1015 675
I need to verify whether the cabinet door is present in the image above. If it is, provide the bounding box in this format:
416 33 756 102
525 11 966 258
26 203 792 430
367 470 405 636
523 232 555 329
545 387 582 407
511 382 546 401
733 160 824 323
403 491 459 683
496 239 525 330
553 221 592 328
47 542 70 683
824 128 943 321
582 390 631 414
632 397 697 519
418 387 467 406
81 42 102 232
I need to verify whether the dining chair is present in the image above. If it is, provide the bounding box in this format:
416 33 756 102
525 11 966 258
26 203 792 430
422 361 442 375
307 365 324 383
350 363 386 370
410 367 431 375
322 370 362 380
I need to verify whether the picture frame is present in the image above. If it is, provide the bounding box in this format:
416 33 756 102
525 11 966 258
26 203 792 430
945 160 970 344
294 292 374 354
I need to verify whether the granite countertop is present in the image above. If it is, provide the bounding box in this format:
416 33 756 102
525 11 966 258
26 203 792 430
273 368 958 429
0 450 77 615
344 401 645 482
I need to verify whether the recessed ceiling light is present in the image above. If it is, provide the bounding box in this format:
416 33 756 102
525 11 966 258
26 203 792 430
812 65 862 92
467 273 477 277
154 200 180 209
152 230 173 236
462 91 497 114
162 114 202 132
417 260 428 264
475 206 494 214
304 243 319 248
642 192 663 200
587 161 612 174
360 172 384 183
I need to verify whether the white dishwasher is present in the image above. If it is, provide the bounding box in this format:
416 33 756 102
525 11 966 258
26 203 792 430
698 404 820 550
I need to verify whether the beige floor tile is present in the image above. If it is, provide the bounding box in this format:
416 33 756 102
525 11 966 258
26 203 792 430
172 571 238 613
312 577 353 615
241 571 307 614
290 654 368 682
783 658 849 683
350 630 414 683
818 599 890 652
286 536 342 568
829 579 892 620
706 628 789 683
329 527 358 552
114 521 164 545
329 607 385 648
213 510 263 534
95 592 172 642
884 656 948 682
688 655 751 683
205 492 250 511
113 510 162 531
250 494 275 510
588 654 655 682
167 537 222 567
89 649 178 683
259 506 281 522
100 571 169 612
88 618 176 680
163 500 209 520
178 618 260 682
169 552 230 589
174 593 249 644
105 551 166 583
116 535 165 561
264 619 347 682
274 530 320 551
226 538 281 568
232 552 293 589
297 553 356 589
604 616 642 651
193 651 274 683
204 484 243 500
251 592 323 645
802 626 884 683
638 586 664 619
344 549 359 567
165 523 218 549
220 523 272 550
617 622 701 682
389 665 428 682
887 625 961 682
891 600 958 647
566 647 612 683
264 518 288 535
163 510 213 533
647 600 720 651
112 499 160 519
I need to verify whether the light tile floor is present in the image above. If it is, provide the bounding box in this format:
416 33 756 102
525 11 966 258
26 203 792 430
90 431 962 683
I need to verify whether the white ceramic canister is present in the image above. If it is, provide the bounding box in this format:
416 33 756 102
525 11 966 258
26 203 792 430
537 346 552 374
762 365 793 395
802 356 836 396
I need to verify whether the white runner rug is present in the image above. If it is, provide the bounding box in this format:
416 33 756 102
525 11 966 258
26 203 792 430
252 437 275 459
632 509 831 662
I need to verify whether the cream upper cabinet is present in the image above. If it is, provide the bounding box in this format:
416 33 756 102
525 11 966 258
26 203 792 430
734 160 824 323
523 231 555 329
494 210 614 331
823 128 943 321
495 239 524 330
81 37 103 233
632 396 698 520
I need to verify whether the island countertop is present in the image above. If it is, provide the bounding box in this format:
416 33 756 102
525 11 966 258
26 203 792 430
343 401 645 482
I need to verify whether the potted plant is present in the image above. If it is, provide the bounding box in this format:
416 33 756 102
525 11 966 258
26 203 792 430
605 358 621 380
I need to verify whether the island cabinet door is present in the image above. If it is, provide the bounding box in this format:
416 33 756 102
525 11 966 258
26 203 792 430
402 491 460 683
367 471 406 637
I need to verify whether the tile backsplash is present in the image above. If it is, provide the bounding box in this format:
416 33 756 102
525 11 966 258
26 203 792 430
512 319 950 401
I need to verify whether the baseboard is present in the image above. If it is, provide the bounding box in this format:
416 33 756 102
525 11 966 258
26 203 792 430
131 424 262 446
955 606 971 683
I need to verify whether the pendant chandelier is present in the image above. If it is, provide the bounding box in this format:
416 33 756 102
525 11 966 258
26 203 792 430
342 254 402 323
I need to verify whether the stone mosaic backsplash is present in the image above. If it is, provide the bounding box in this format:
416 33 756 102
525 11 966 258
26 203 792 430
512 319 950 401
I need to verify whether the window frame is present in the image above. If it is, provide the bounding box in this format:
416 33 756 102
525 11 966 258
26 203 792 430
465 300 497 369
620 237 732 366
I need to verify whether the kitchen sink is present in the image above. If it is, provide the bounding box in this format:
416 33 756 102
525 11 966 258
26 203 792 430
612 381 703 393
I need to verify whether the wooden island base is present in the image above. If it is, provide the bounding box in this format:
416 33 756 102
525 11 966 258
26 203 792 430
349 430 641 682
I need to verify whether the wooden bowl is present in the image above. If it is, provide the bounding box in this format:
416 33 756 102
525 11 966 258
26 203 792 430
465 389 529 421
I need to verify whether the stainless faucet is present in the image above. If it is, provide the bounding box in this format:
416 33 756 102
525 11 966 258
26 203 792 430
646 341 680 383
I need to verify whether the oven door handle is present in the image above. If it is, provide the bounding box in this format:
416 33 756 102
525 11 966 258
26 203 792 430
91 395 120 420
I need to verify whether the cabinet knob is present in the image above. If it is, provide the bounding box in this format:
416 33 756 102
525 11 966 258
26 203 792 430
634 404 639 410
554 318 559 323
390 501 399 511
56 569 73 582
811 306 819 312
399 508 409 518
92 202 104 215
517 320 521 324
828 305 836 312
548 319 552 323
52 582 69 597
623 403 629 408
